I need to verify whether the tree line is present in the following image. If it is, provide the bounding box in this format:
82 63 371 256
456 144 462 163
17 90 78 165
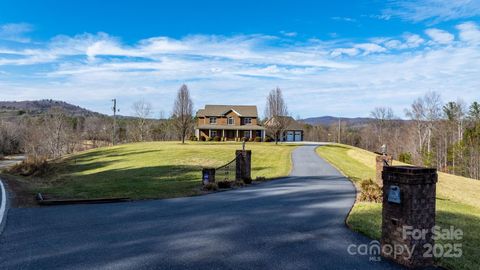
0 84 195 162
2 87 479 180
303 91 480 180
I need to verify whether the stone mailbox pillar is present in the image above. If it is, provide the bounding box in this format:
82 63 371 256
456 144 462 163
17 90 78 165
235 150 252 183
376 154 393 186
381 166 437 268
202 168 216 185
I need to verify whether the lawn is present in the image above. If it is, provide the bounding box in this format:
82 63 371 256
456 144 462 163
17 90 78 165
10 142 297 200
316 144 480 270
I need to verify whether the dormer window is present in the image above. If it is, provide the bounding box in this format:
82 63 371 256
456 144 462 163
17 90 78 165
210 117 217 124
244 117 252 125
228 117 235 125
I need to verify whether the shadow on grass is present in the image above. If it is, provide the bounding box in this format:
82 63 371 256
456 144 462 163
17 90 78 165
65 148 164 163
39 164 203 200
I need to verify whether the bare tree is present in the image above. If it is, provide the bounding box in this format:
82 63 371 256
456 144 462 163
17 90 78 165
132 100 153 141
265 87 289 144
405 91 442 165
370 107 394 146
172 84 194 144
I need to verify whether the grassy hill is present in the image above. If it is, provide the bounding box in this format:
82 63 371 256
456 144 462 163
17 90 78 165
6 142 297 201
316 144 480 270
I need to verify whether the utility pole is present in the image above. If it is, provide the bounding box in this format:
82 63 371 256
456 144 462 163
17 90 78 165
338 119 341 143
112 99 117 145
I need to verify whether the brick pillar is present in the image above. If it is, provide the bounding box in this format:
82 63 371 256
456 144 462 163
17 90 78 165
202 168 215 185
381 166 437 268
235 150 252 183
376 154 393 186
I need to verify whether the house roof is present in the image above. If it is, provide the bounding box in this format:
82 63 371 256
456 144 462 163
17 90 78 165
196 105 258 117
265 116 305 131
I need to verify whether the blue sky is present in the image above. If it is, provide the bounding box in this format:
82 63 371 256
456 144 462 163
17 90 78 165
0 0 479 118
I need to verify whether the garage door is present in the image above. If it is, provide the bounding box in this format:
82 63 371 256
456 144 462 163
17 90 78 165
294 131 302 141
286 131 294 141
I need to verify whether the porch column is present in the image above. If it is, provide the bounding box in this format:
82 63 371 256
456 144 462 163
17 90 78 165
250 130 252 138
236 130 239 139
222 129 225 138
262 130 266 140
209 129 211 137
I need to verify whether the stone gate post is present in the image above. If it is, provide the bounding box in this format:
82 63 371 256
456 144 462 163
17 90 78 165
235 150 252 183
381 166 437 268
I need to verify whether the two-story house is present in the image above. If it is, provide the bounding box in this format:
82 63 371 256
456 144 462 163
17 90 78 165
195 105 266 140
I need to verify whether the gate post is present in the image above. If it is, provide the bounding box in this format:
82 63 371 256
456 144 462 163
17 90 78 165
235 150 252 183
202 168 216 185
381 166 437 268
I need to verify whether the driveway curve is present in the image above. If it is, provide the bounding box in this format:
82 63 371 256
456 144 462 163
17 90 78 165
0 145 404 269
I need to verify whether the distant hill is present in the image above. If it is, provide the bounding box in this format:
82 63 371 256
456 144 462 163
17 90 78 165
0 100 103 118
301 116 373 126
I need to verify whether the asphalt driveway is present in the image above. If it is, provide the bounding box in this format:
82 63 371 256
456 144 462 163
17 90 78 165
0 145 404 269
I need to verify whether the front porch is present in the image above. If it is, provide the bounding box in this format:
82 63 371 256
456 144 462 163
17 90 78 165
197 128 266 141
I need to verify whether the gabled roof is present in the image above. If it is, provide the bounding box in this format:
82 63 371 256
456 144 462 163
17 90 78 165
265 116 305 130
196 105 258 117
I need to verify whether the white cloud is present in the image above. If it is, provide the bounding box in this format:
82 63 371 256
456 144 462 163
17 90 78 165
0 23 33 42
404 34 425 48
425 28 454 44
1 22 480 117
331 17 357 22
383 0 480 23
331 48 359 57
384 39 403 49
457 21 480 44
354 43 387 55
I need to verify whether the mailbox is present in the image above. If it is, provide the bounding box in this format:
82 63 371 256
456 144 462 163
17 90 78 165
202 168 215 185
387 185 401 204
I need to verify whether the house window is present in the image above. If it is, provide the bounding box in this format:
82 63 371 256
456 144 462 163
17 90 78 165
228 117 235 125
244 117 252 125
210 117 217 124
211 130 217 137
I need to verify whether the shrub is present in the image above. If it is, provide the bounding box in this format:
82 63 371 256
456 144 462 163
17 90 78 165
199 135 206 141
217 181 232 189
359 179 382 203
213 136 221 141
264 136 273 142
398 152 412 164
248 137 255 142
8 159 51 177
254 137 262 142
207 136 213 141
190 135 198 141
241 137 248 142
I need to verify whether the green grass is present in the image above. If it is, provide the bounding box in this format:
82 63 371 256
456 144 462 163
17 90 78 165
316 143 480 270
21 141 297 200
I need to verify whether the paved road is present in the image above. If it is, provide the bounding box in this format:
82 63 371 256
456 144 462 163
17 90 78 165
0 155 25 170
0 146 404 270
